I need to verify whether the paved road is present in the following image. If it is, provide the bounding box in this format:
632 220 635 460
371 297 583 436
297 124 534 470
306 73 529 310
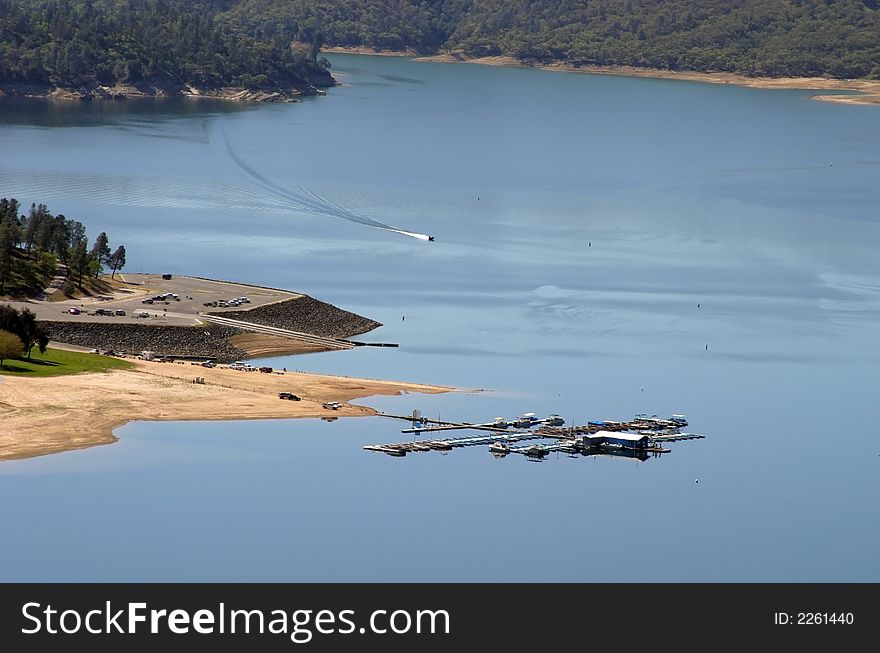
200 314 355 350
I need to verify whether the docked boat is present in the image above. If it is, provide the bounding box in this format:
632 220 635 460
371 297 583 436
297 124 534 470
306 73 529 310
489 441 510 454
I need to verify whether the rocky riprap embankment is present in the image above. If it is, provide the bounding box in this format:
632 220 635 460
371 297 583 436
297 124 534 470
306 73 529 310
210 296 381 338
42 322 247 361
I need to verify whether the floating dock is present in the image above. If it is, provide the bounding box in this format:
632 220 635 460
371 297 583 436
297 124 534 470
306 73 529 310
366 412 705 460
363 430 546 456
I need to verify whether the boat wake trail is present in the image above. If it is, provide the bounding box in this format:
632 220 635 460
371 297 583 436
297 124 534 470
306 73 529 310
223 134 432 241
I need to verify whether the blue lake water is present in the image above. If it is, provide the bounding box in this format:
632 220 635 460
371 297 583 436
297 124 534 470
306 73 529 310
1 54 879 581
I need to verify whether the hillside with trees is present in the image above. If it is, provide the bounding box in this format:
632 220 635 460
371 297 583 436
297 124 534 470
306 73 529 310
2 1 877 97
223 0 880 80
0 197 126 298
0 0 333 99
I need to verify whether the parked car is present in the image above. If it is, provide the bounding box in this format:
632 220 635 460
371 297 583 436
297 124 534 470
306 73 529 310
94 308 113 316
68 307 81 315
142 299 154 304
114 309 126 316
259 366 273 373
279 392 301 401
239 297 251 303
201 361 215 368
322 401 341 410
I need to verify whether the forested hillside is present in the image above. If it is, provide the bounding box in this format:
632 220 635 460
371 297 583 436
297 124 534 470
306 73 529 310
0 0 332 94
226 0 880 79
1 0 878 96
0 197 126 297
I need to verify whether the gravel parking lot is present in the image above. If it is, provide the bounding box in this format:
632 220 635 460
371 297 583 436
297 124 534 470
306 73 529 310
6 274 300 327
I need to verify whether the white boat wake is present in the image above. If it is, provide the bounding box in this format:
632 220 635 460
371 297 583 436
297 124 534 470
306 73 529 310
224 133 434 242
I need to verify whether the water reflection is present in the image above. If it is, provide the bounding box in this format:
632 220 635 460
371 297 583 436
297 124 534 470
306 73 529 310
0 96 249 128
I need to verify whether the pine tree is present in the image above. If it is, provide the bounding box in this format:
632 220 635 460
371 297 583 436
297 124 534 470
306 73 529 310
90 232 110 278
108 245 126 278
70 239 89 291
0 217 20 293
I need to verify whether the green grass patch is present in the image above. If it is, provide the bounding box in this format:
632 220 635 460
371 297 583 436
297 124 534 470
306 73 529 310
0 347 133 377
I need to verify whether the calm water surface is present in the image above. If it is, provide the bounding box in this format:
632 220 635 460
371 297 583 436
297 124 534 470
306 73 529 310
1 55 878 581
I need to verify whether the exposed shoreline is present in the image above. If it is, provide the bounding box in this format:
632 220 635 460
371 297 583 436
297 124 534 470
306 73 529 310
324 46 880 105
0 80 331 103
0 359 453 462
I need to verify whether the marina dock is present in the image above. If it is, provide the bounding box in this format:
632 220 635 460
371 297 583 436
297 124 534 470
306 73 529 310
363 430 547 456
366 412 705 461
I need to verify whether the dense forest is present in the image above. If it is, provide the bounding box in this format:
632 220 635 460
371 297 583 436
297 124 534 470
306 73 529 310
224 0 880 79
0 0 332 92
1 1 878 93
0 197 126 297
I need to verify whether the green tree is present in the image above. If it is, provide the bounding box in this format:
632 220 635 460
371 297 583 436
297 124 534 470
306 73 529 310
108 245 126 278
70 238 90 291
23 203 50 254
0 216 20 293
51 214 72 262
0 329 23 369
16 307 49 359
66 220 87 258
90 232 110 278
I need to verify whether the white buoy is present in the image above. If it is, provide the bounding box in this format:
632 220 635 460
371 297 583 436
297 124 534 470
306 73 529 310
694 478 700 484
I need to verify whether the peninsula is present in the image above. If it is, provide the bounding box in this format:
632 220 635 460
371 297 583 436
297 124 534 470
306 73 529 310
5 273 386 361
0 357 451 461
0 272 453 461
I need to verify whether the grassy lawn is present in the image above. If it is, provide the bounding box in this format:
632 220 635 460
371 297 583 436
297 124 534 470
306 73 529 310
0 348 133 377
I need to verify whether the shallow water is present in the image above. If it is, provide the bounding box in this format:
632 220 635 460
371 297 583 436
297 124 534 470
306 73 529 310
1 55 878 581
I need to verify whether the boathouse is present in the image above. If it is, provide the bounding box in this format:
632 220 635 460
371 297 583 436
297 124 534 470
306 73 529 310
583 430 651 450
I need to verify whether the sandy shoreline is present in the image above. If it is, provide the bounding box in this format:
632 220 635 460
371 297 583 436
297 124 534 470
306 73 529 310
324 46 880 105
0 360 452 462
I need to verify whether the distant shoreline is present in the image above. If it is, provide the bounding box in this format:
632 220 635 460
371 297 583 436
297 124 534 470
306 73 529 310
323 46 880 105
